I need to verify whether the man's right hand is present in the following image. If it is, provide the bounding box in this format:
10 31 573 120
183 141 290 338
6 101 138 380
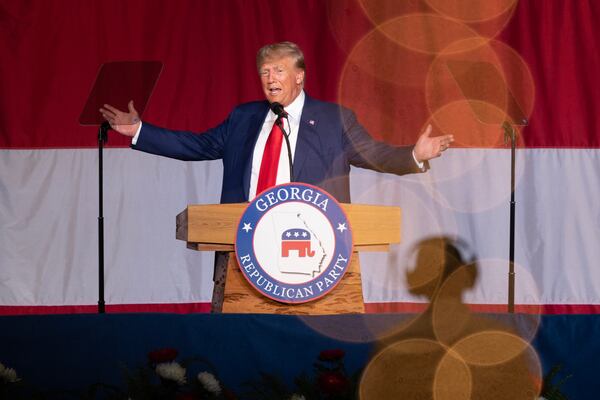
99 100 141 137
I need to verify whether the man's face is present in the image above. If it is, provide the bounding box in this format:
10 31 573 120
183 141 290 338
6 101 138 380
259 56 304 107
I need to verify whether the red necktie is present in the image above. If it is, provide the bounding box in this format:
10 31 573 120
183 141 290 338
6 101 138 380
256 116 284 194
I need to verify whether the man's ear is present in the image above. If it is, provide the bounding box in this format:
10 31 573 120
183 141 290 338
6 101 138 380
296 70 305 85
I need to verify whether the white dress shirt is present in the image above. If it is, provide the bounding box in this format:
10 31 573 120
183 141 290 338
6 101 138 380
248 90 305 200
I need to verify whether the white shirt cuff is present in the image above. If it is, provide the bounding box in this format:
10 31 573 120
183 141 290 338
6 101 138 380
131 121 143 145
412 150 424 170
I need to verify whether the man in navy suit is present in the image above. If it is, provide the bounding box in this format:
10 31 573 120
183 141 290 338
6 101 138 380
100 42 453 203
101 42 454 311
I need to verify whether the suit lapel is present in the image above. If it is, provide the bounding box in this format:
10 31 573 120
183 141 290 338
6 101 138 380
242 103 270 200
294 96 321 180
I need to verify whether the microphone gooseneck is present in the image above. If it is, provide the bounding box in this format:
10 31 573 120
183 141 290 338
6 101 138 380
270 102 293 183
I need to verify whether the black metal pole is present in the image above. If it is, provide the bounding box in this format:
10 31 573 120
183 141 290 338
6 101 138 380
98 122 109 314
503 121 517 313
280 116 294 182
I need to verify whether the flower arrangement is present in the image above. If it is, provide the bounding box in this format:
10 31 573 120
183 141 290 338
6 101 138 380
242 348 359 400
0 362 28 399
0 361 21 384
0 355 572 399
90 347 234 400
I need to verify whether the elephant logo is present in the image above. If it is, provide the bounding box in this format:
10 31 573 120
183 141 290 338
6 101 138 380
281 228 315 257
235 183 353 304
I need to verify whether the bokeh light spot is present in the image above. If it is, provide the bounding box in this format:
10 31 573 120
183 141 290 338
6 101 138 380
426 0 518 23
360 339 447 399
433 350 472 400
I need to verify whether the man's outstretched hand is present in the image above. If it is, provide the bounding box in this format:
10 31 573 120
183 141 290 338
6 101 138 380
413 125 454 163
99 100 140 137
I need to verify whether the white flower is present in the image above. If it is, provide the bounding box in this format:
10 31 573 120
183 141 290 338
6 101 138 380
197 371 221 394
155 362 186 385
0 362 21 383
289 394 306 400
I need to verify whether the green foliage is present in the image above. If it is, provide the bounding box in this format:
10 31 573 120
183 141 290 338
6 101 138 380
541 364 572 400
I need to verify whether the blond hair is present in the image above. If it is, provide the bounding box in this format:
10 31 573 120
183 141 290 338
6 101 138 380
256 41 306 72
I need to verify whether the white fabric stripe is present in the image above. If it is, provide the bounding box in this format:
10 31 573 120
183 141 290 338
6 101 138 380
0 149 222 306
1 148 599 307
354 148 600 305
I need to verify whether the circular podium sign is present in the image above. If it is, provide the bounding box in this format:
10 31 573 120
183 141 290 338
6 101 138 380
235 183 353 304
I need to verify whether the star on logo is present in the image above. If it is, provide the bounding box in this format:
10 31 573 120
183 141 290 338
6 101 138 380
242 223 252 233
336 223 347 233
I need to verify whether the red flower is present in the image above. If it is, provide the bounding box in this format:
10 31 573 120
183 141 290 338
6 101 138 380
317 371 349 395
148 347 178 363
318 348 345 361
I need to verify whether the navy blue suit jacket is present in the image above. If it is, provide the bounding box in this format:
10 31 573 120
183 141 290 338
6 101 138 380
133 95 422 203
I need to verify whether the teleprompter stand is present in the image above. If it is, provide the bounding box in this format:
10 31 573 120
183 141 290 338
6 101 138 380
446 59 529 313
79 61 162 313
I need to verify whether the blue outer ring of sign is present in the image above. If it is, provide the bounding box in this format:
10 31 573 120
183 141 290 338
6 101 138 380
235 183 353 304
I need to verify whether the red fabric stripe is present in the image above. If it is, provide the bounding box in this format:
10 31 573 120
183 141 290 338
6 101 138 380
3 1 599 149
0 0 344 149
0 302 211 316
364 302 600 315
498 0 600 148
2 302 598 316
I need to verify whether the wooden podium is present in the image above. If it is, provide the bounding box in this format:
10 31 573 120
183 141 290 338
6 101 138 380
176 203 401 314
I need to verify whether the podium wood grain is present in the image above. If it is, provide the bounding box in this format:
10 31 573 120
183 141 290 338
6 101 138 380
222 252 363 314
176 203 400 247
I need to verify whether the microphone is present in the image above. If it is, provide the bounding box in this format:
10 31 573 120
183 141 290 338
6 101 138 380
269 102 293 183
270 102 287 118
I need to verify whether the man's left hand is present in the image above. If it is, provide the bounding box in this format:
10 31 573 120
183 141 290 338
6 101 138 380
413 124 454 163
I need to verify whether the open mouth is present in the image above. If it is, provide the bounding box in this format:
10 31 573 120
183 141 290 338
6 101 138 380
268 87 282 95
